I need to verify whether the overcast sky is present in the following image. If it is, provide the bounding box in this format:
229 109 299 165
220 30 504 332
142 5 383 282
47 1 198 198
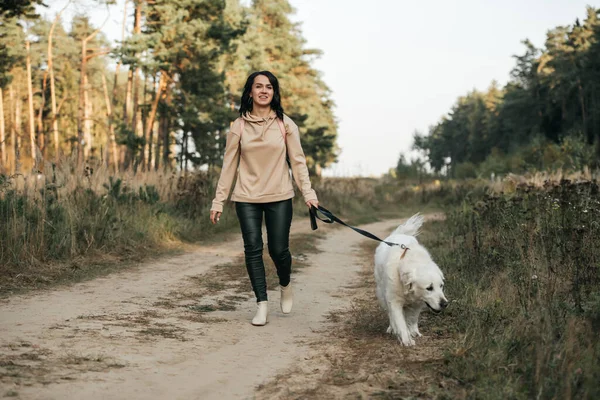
42 0 596 176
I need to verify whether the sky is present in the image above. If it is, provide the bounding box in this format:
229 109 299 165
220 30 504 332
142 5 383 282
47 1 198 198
42 0 596 177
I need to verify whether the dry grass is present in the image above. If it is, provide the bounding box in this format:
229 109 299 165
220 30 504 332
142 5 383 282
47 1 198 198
1 159 409 297
7 156 186 203
0 152 252 296
0 341 126 389
137 324 187 341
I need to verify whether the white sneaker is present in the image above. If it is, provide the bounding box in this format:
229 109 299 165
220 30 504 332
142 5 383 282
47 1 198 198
251 301 268 326
280 284 293 314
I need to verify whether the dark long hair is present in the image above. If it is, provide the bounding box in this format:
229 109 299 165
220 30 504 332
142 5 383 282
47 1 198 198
239 71 284 120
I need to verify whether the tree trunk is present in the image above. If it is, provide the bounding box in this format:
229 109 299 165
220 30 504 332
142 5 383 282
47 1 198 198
119 0 133 126
123 69 133 124
163 118 171 171
9 86 16 171
131 67 140 137
110 0 128 171
123 1 143 170
592 90 598 147
122 68 133 170
180 131 186 172
102 74 119 173
139 72 149 170
129 0 143 169
77 38 87 166
131 0 142 124
146 76 157 171
144 73 165 157
0 88 5 167
148 118 158 171
0 88 6 168
162 86 173 170
26 40 37 167
83 73 93 159
37 71 48 157
184 132 189 173
13 86 22 173
578 80 587 139
155 114 165 171
77 24 104 167
48 1 70 162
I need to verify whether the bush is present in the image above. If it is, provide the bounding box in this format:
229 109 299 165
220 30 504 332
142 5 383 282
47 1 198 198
432 179 600 398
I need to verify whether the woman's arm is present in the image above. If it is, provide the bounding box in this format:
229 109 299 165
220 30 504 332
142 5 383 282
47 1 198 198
211 120 242 214
284 117 318 206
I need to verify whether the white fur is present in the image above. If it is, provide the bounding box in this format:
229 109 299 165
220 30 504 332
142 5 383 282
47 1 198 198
374 213 448 346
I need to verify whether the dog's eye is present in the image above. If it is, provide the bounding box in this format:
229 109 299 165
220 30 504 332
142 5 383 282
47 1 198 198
426 285 433 291
440 284 444 289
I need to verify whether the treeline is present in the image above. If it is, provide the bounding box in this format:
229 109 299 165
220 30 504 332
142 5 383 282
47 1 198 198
0 0 337 175
402 7 600 179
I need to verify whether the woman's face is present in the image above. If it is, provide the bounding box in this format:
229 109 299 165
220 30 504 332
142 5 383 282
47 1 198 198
250 74 274 108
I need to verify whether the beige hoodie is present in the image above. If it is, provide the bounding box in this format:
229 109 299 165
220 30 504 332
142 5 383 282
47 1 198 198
210 112 318 213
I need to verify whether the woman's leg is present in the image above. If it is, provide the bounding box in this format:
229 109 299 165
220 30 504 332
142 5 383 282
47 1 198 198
264 199 293 287
235 202 267 302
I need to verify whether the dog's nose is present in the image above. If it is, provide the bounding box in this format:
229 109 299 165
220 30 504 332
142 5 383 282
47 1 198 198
440 300 449 309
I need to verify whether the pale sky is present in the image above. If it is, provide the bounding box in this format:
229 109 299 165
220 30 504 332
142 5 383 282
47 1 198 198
42 0 596 177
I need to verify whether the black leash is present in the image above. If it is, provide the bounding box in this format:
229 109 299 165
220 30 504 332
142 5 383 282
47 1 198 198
309 205 408 249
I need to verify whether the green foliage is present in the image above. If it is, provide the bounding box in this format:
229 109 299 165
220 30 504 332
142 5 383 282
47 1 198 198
228 0 338 173
449 134 596 179
413 7 600 176
0 17 26 87
1 0 336 173
0 0 45 19
395 154 426 180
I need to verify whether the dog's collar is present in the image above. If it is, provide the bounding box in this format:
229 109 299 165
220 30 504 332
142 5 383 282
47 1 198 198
400 247 409 260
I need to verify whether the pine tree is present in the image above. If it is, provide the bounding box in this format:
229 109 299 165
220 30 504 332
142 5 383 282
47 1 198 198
116 0 242 170
0 0 45 19
241 0 338 174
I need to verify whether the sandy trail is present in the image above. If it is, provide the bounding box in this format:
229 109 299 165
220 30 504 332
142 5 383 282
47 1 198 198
0 217 405 400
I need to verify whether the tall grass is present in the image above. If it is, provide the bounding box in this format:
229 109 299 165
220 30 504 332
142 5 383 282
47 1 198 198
0 160 417 294
0 159 239 293
429 179 600 399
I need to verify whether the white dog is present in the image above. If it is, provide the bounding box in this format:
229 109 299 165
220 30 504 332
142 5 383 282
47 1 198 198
374 214 448 346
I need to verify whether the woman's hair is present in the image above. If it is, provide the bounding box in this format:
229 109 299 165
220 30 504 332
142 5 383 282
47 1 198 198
239 71 284 120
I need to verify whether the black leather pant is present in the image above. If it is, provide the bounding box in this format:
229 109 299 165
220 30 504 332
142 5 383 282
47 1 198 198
235 199 293 302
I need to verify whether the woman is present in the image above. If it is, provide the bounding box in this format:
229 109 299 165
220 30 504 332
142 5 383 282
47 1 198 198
210 71 319 326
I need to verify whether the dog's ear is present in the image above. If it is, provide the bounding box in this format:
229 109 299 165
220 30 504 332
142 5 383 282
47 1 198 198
401 270 415 293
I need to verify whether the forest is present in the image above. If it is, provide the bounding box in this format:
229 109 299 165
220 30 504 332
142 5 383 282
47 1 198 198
0 0 337 176
397 6 600 179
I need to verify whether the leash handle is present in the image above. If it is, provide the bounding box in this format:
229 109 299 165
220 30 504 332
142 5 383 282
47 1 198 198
309 206 318 230
309 205 407 249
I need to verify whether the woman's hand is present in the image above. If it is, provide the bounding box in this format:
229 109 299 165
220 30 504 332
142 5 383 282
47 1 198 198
210 210 222 225
306 199 319 210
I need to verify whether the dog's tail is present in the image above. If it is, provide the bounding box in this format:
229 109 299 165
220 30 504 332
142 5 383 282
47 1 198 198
393 213 424 236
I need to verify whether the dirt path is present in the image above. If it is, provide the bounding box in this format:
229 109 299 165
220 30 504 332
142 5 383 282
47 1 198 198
0 217 407 399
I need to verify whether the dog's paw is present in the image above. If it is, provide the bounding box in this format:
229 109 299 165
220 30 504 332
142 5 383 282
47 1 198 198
396 334 415 346
409 329 422 338
386 326 393 334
